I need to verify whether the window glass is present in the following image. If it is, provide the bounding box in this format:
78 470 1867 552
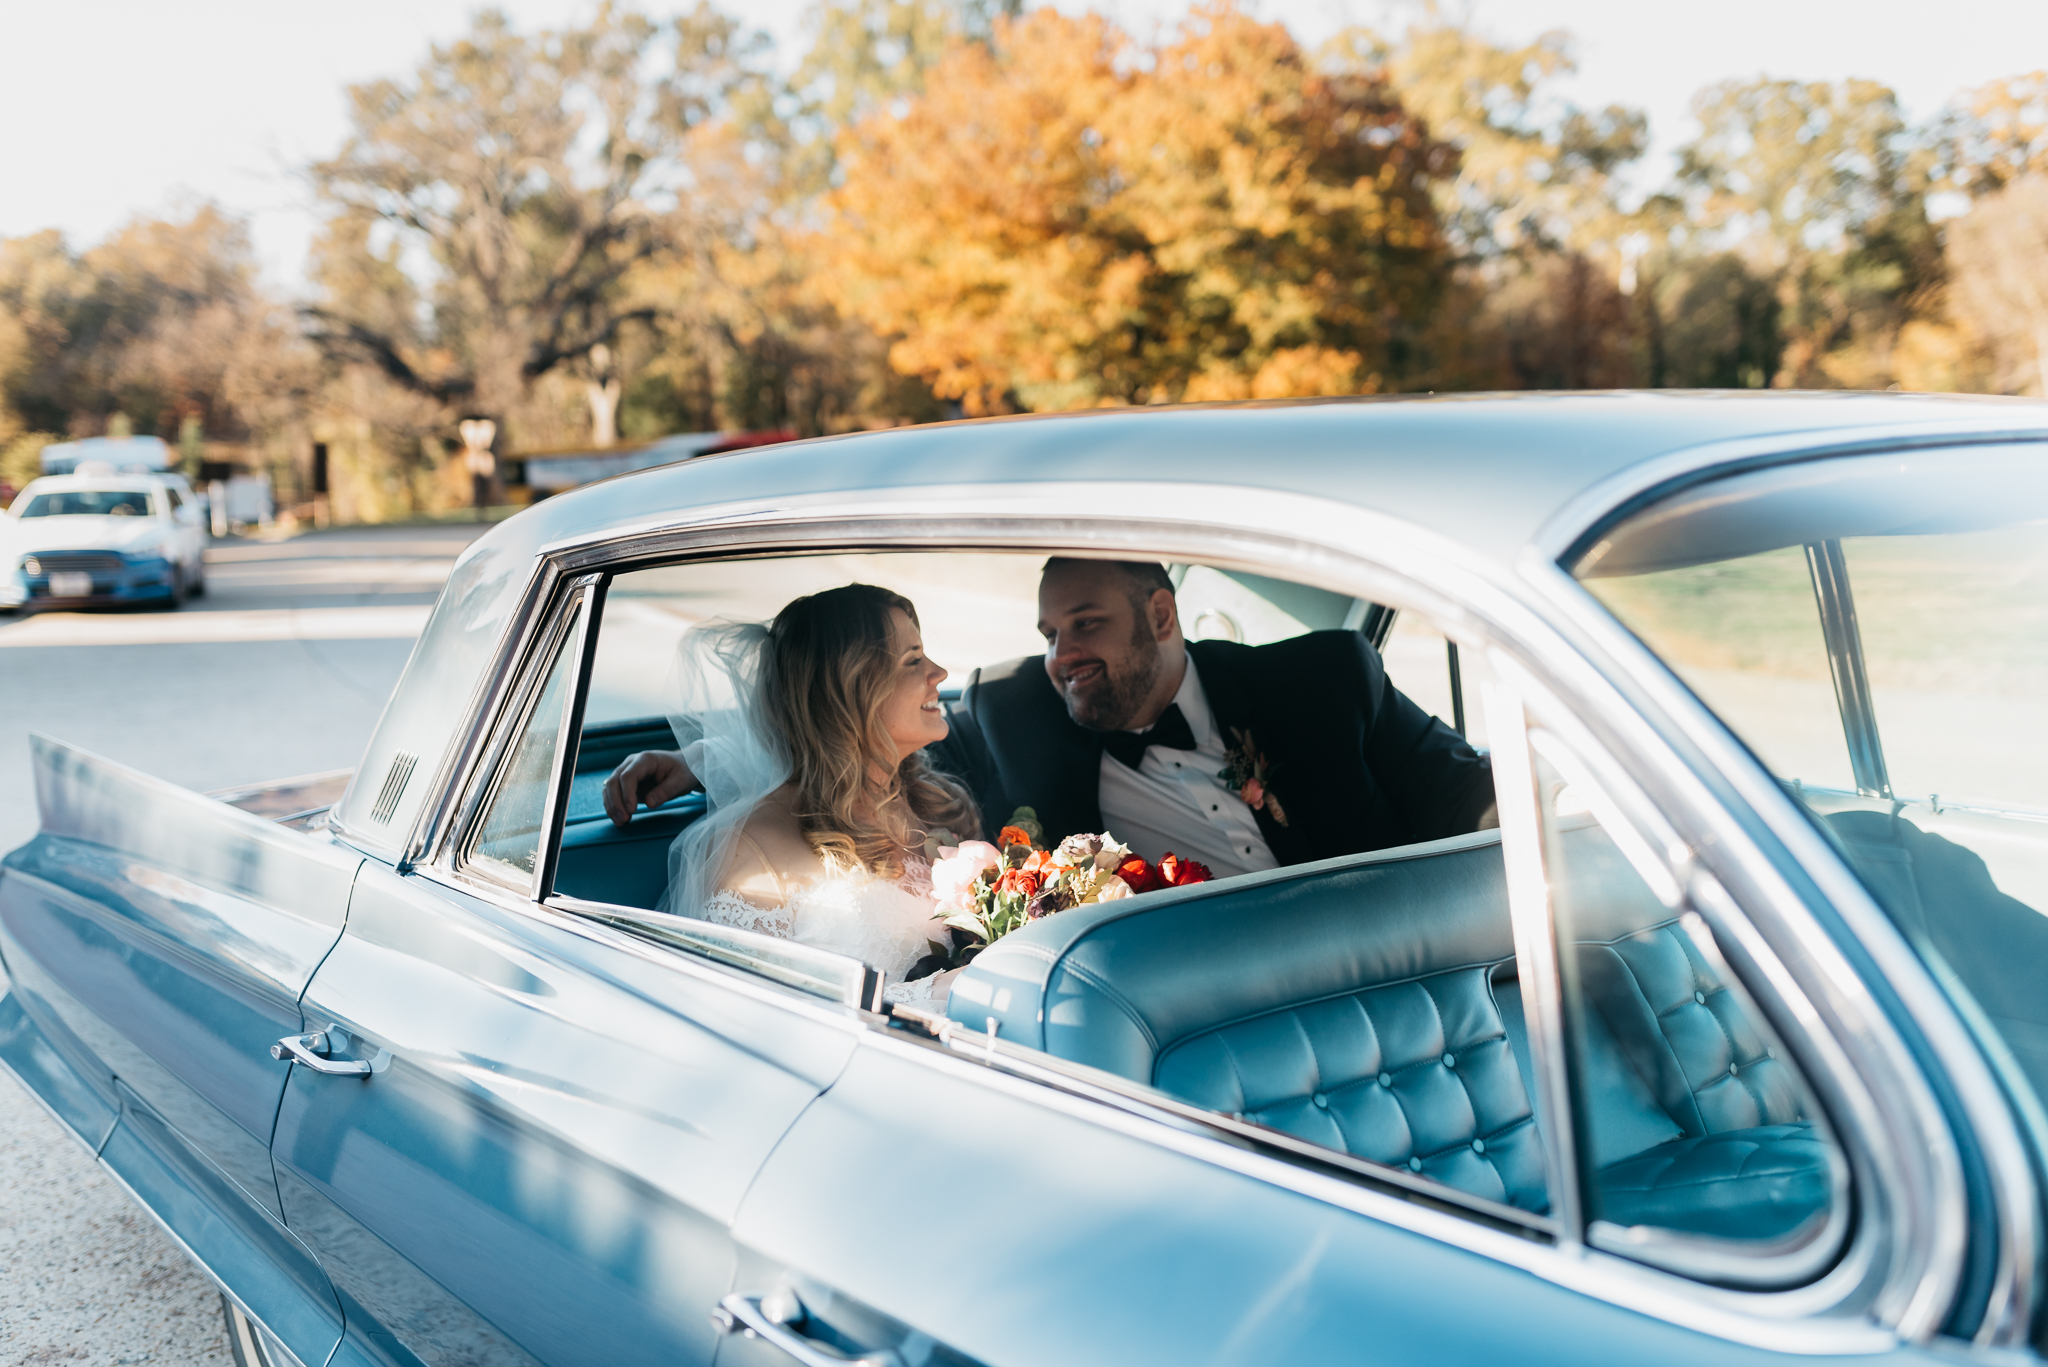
469 628 576 886
18 488 153 518
1843 527 2048 812
1531 731 1848 1269
1583 547 1853 792
165 486 185 510
1383 612 1495 751
1573 443 2048 1126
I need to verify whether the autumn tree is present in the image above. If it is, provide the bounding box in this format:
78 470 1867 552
826 4 1452 411
1947 176 2048 396
1939 72 2048 197
306 4 771 445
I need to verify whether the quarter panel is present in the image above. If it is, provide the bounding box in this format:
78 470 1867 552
273 864 852 1366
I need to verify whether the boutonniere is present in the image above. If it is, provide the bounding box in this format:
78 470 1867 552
1218 727 1288 827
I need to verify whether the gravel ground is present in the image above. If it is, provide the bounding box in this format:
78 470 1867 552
0 1065 232 1367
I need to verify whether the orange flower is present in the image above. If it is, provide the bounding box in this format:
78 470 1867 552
994 867 1043 898
999 825 1034 850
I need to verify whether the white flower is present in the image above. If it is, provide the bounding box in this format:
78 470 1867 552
1091 874 1135 901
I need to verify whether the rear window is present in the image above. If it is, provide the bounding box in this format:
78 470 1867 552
18 489 153 518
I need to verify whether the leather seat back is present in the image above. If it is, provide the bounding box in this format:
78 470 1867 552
949 831 1551 1212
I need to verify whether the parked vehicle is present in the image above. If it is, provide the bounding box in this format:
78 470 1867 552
5 393 2048 1367
0 469 208 610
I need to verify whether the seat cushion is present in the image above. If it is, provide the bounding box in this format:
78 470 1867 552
1156 968 1548 1211
1595 1123 1836 1242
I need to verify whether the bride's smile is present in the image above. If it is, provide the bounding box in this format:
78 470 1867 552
879 607 952 757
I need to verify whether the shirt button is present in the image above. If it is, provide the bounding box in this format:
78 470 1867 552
1211 805 1218 812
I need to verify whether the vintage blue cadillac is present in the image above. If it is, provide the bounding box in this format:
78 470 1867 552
6 392 2048 1366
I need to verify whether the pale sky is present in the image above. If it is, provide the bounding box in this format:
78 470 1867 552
2 0 2041 290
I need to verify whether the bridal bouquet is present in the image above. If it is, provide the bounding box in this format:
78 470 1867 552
928 808 1213 951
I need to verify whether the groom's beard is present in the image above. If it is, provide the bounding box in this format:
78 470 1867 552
1060 627 1163 732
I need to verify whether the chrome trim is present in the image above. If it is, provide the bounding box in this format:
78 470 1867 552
451 589 587 893
1518 550 2036 1345
384 481 1987 1347
1804 540 1891 799
714 1291 901 1367
531 577 601 902
269 1032 372 1077
548 893 875 1008
1534 421 2048 568
1482 680 1584 1249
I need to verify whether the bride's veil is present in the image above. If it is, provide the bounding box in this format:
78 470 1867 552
657 619 790 918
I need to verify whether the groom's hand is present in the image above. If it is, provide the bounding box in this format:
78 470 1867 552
603 749 694 828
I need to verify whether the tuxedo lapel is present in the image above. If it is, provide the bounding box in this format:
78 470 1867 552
1186 642 1316 865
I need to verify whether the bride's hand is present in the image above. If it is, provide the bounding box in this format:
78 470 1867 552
602 749 697 828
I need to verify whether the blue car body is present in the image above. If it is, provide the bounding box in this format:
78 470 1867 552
5 392 2048 1366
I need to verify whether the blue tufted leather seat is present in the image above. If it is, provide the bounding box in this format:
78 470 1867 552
948 825 1842 1243
948 831 1551 1212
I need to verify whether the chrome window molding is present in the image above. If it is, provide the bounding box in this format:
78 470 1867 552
1532 424 2048 571
531 579 603 902
1489 603 1963 1335
454 580 595 895
384 480 1980 1346
1519 717 1857 1295
1515 550 2039 1347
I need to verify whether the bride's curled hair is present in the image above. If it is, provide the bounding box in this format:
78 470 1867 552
761 583 980 877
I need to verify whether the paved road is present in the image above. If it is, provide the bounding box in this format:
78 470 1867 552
0 522 484 1366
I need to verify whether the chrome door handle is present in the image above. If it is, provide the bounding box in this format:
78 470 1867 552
270 1031 371 1077
712 1292 902 1367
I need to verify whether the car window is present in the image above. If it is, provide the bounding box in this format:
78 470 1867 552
468 624 578 887
1382 611 1496 751
18 488 154 518
1574 443 2048 1111
1527 726 1849 1279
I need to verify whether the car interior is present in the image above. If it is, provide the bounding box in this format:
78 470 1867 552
491 548 1848 1281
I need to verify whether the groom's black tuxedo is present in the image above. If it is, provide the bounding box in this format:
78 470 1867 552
933 631 1494 865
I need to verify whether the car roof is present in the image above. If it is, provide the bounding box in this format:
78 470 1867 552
482 391 2048 571
333 391 2048 853
21 473 168 491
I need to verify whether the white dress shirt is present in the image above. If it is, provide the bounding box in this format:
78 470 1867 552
1097 653 1278 879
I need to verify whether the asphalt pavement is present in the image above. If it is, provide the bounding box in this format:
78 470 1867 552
0 521 485 1365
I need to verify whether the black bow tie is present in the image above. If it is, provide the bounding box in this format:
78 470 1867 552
1099 703 1198 770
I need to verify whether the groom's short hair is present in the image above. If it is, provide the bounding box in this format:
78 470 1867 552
1042 557 1175 613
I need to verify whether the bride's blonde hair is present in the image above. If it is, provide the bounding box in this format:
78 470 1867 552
762 583 980 877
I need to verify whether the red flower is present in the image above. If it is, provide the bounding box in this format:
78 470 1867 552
998 825 1035 851
1159 853 1213 886
1115 856 1162 894
994 868 1043 898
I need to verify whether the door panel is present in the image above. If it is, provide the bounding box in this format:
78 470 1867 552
731 1040 1929 1367
273 863 855 1367
0 738 360 1218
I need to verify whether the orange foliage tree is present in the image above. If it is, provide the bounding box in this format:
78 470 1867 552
824 3 1453 412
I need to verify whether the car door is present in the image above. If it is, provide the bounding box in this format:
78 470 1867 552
271 576 862 1367
0 736 363 1367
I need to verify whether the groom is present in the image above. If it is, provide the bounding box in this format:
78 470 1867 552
933 559 1495 875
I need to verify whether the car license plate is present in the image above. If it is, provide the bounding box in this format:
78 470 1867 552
48 572 93 598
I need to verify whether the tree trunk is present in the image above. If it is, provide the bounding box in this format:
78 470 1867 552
587 377 622 447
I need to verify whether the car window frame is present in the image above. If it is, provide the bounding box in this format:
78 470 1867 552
397 483 1989 1349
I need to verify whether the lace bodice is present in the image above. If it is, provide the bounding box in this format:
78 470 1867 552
700 854 948 1004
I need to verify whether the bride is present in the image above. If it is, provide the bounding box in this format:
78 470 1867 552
604 583 981 1004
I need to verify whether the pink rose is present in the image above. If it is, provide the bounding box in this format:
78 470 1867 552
931 840 1003 911
1241 778 1265 810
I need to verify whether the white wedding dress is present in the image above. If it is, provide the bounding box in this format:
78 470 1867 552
656 620 952 1005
